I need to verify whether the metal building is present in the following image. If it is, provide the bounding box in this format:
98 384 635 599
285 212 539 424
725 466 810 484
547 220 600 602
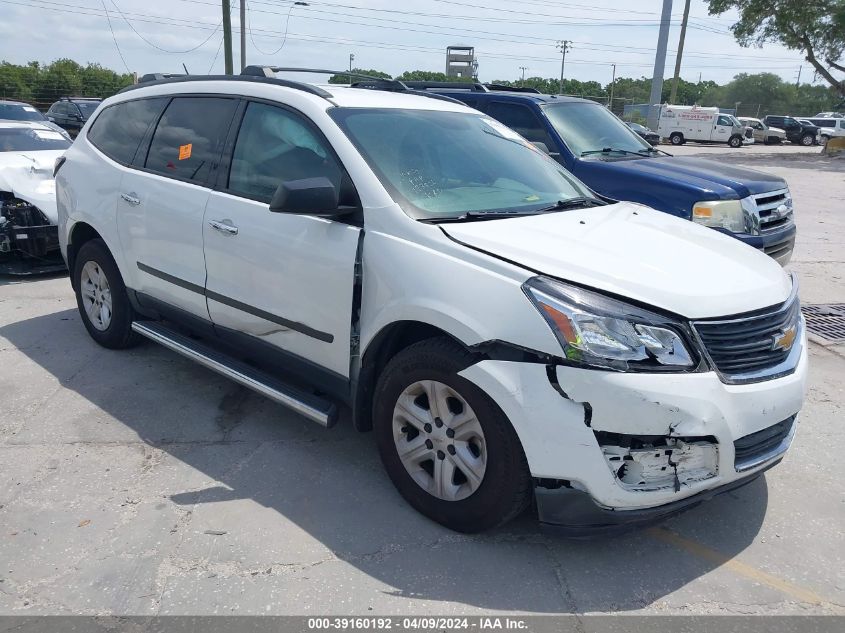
446 46 476 79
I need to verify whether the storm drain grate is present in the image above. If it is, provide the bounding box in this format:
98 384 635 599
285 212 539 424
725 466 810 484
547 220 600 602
801 304 845 342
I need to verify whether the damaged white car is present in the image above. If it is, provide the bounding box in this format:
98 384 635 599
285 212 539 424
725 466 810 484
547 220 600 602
0 121 70 274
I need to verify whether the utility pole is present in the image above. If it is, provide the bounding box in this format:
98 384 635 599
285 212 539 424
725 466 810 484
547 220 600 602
239 0 246 71
647 0 673 130
556 40 571 95
222 0 233 75
795 65 802 87
609 62 616 110
348 53 355 84
669 0 690 104
519 66 528 86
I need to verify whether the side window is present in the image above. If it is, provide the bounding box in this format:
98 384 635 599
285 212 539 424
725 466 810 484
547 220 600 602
52 103 68 116
145 97 238 184
839 120 845 129
486 102 553 146
228 102 342 203
717 115 732 126
69 104 82 118
87 98 167 165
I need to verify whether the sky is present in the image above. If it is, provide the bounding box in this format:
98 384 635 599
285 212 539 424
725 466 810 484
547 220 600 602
0 0 826 87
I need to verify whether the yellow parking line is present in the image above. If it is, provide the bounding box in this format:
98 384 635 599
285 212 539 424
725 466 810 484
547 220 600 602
647 526 826 605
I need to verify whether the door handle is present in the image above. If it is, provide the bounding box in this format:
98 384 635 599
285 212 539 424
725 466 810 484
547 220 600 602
208 219 239 235
120 192 141 206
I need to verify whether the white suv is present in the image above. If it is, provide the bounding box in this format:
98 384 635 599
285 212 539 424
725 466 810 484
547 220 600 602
55 68 807 533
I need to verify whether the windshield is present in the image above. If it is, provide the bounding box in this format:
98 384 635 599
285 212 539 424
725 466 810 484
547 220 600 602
0 127 71 152
76 102 100 117
543 102 652 157
0 103 46 122
330 108 594 220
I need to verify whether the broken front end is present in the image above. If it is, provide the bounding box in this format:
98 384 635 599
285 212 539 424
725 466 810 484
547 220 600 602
0 193 64 274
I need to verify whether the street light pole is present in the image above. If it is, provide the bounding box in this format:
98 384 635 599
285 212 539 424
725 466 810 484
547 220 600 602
556 40 571 95
349 52 355 84
609 62 616 109
519 66 527 86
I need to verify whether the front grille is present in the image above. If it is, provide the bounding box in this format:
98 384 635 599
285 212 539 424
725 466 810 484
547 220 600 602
753 189 793 233
693 293 801 381
734 416 795 468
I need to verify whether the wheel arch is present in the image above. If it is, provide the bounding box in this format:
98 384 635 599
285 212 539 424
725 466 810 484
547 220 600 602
352 320 475 432
66 222 104 290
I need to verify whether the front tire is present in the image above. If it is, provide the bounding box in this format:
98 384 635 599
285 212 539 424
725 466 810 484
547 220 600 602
800 133 815 146
73 239 139 349
729 135 743 148
373 338 531 533
820 135 829 146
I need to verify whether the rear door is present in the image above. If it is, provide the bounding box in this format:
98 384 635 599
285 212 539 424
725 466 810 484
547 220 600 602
202 100 361 380
119 96 239 320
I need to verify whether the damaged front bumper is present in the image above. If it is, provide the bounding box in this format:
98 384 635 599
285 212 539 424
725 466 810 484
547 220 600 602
0 198 64 275
458 335 806 532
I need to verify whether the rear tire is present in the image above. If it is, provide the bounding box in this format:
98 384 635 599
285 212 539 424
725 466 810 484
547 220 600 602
73 239 139 349
669 132 684 146
373 338 532 533
800 133 815 146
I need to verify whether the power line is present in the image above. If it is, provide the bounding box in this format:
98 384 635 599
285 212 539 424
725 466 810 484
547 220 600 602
99 0 131 73
4 0 806 72
247 0 305 56
108 0 222 54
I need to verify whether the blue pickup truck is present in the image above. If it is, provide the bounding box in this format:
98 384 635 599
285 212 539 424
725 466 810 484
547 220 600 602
415 83 796 265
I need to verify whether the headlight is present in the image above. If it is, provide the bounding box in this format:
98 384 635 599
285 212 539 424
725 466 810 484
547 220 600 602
523 277 696 371
692 199 745 232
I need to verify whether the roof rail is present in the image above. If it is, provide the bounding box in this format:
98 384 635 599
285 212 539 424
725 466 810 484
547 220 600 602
118 74 333 98
139 73 186 83
401 81 488 92
242 65 409 90
244 66 466 105
484 84 541 94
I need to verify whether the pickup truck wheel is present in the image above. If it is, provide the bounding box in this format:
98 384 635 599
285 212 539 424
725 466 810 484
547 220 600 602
800 133 815 146
73 239 139 349
669 132 684 145
728 135 743 148
373 338 531 533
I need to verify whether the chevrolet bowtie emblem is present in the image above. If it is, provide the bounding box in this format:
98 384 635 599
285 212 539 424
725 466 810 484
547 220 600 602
772 325 797 352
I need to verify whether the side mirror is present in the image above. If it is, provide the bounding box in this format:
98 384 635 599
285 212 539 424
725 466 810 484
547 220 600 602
269 177 344 216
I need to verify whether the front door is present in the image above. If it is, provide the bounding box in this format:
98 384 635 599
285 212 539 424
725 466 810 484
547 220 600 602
711 115 733 142
202 101 361 379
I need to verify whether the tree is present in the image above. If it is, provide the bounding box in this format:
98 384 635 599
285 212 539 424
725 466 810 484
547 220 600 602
327 68 391 84
707 0 845 97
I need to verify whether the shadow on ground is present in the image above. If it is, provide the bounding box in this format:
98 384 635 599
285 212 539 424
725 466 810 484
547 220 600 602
0 308 770 613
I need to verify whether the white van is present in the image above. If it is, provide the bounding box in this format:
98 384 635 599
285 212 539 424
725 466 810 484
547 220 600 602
55 68 806 533
658 105 753 147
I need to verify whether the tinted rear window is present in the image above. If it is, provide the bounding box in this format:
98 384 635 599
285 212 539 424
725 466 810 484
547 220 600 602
144 97 238 184
87 98 167 165
0 104 45 122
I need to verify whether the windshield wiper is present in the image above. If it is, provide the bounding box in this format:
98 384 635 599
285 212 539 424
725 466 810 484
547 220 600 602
581 147 647 157
534 197 608 213
422 209 543 224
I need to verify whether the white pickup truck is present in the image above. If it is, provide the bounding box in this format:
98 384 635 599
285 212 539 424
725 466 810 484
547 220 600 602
55 68 806 534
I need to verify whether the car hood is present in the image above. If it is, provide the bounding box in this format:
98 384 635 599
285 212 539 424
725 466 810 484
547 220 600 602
767 126 786 135
441 201 791 319
583 155 786 198
0 150 64 224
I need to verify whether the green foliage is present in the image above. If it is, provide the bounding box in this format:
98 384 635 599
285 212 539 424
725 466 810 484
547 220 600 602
327 68 391 84
397 70 470 82
1 59 133 109
706 0 845 96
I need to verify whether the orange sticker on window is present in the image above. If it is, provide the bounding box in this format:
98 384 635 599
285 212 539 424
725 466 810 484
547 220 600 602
178 143 192 160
